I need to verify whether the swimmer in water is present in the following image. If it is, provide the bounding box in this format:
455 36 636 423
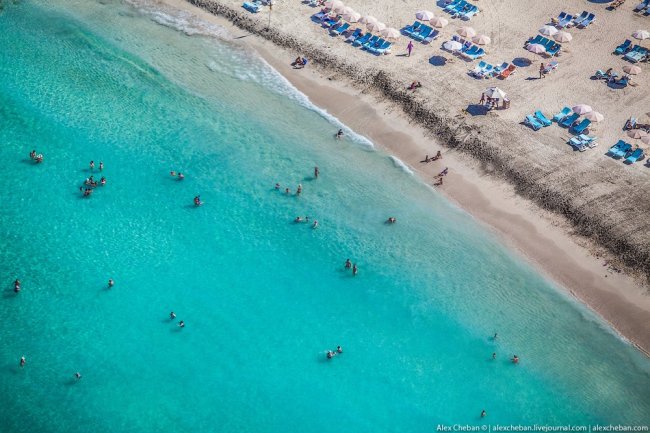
295 216 303 223
492 352 496 360
387 217 396 224
481 410 486 418
170 171 176 177
512 355 519 364
75 372 82 380
170 311 176 320
336 129 344 140
100 177 106 186
90 161 95 170
296 184 302 195
14 279 21 293
20 356 25 367
327 350 335 359
337 346 343 354
178 321 185 328
352 264 358 276
314 166 319 178
194 196 202 206
108 279 114 288
178 173 184 180
275 183 280 190
30 150 36 160
285 188 290 195
493 333 498 340
312 220 318 229
35 154 43 163
345 259 351 269
99 161 104 171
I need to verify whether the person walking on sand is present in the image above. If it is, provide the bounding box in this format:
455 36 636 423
539 62 545 79
479 92 485 105
407 41 414 57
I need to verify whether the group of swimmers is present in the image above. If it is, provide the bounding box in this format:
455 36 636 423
29 150 44 163
89 160 104 171
326 346 343 359
169 311 184 328
79 175 106 197
294 216 319 228
170 171 185 180
274 183 303 196
344 259 358 276
18 355 81 380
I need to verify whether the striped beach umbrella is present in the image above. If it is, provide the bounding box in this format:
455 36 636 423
554 31 572 43
416 10 435 21
359 15 378 24
527 44 546 54
325 0 344 11
341 9 361 22
430 17 449 28
457 26 476 38
484 87 506 99
641 135 650 145
380 27 401 39
628 129 648 139
366 21 386 32
632 30 649 40
443 40 463 51
585 111 604 122
472 34 491 45
539 25 558 36
572 104 592 115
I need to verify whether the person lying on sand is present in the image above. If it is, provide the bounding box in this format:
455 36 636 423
433 177 443 186
407 81 422 91
291 57 303 67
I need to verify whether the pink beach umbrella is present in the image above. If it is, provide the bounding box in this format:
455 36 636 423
632 30 649 40
341 9 361 22
366 21 386 32
430 17 449 28
585 111 604 122
472 34 491 45
554 31 572 43
539 25 558 36
641 135 650 145
415 10 435 21
457 26 476 38
623 65 642 75
628 129 648 139
527 44 546 54
380 27 401 39
359 15 378 25
572 104 592 115
325 0 344 11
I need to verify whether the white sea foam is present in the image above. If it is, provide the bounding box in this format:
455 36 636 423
124 0 375 149
389 155 414 175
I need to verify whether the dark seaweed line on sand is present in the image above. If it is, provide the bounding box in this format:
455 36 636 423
186 0 650 285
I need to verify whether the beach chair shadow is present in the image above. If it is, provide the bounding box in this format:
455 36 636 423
429 55 447 66
512 57 532 67
466 104 490 116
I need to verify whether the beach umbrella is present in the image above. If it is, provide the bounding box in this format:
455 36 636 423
585 111 604 122
341 10 361 22
325 0 344 10
484 87 506 99
628 129 648 139
527 43 546 54
539 25 558 36
632 30 649 40
457 26 476 38
380 27 401 39
554 31 572 43
366 21 386 32
359 15 378 24
641 135 650 145
572 104 592 115
443 40 463 51
472 34 491 45
416 10 435 21
430 17 449 28
623 65 642 75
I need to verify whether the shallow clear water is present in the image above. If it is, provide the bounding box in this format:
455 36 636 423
0 1 649 432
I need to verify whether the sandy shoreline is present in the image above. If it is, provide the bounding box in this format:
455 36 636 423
147 0 650 355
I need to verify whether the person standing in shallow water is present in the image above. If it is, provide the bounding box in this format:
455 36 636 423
352 264 358 276
20 356 25 367
345 259 351 269
314 166 319 179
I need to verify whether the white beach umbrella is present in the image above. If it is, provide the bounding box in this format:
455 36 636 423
457 26 476 38
554 31 572 43
366 21 386 32
623 65 642 75
527 44 546 54
341 10 361 22
359 15 378 24
416 10 435 21
484 87 506 99
585 111 604 122
325 0 344 10
380 27 401 39
572 104 593 115
472 34 491 45
632 30 650 40
641 135 650 145
539 25 558 36
628 129 648 139
443 40 463 51
430 17 449 28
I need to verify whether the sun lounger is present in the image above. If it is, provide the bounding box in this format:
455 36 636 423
353 32 372 46
312 11 327 21
624 47 645 63
499 64 516 79
557 11 567 22
525 115 543 131
579 134 598 148
608 140 632 158
560 112 579 128
543 61 559 74
572 119 591 134
403 21 421 36
568 137 587 151
362 35 380 49
366 38 384 53
445 0 464 13
558 14 574 28
242 1 261 13
469 61 487 77
625 148 644 163
493 62 509 74
460 5 479 19
413 26 432 42
578 13 595 28
375 41 392 55
331 22 350 35
534 111 552 127
573 11 589 25
552 107 571 122
527 35 543 47
346 28 362 42
634 0 650 11
424 29 440 44
615 39 632 55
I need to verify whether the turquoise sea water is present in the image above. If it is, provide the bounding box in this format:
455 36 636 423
0 1 649 432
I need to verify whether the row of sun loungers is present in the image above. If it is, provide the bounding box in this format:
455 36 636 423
624 45 648 63
441 0 480 20
634 0 650 15
311 13 393 55
554 11 595 29
469 61 516 79
524 108 598 152
450 35 486 60
525 35 562 56
403 22 440 44
608 140 645 163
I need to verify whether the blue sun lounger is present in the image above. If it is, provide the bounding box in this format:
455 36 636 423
534 111 552 127
579 134 598 148
242 1 261 13
413 26 432 42
346 28 362 42
625 148 644 163
558 14 574 28
525 115 543 131
560 112 579 128
403 21 421 36
608 140 632 158
362 35 380 49
568 137 587 151
578 13 595 28
572 119 591 134
375 41 392 54
615 39 632 55
365 38 384 52
552 106 572 122
573 11 588 25
331 22 350 35
353 33 372 46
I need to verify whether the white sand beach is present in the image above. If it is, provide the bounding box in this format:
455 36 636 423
152 0 650 354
